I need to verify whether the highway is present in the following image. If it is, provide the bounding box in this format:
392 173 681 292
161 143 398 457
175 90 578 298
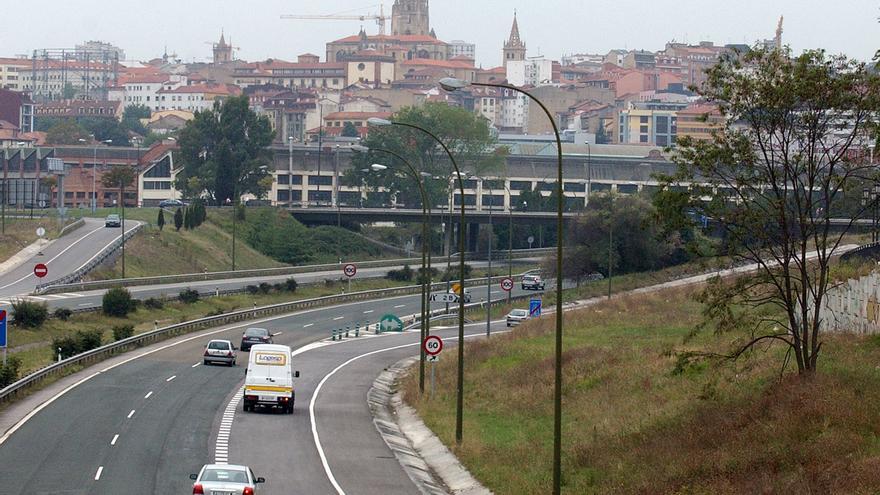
0 282 540 494
0 217 140 301
0 259 536 313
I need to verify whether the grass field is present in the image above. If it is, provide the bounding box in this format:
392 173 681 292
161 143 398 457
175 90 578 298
0 216 62 265
402 284 880 494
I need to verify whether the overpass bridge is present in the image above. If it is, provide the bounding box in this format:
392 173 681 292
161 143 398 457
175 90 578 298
288 206 579 226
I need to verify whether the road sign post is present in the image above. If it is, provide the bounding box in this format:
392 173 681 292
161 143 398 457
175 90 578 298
34 263 48 279
423 336 443 398
36 226 46 256
500 277 514 292
0 309 6 366
343 263 357 293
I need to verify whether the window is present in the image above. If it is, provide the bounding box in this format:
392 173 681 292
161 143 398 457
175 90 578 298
308 176 332 186
640 116 649 124
509 180 531 191
277 174 289 185
640 135 649 143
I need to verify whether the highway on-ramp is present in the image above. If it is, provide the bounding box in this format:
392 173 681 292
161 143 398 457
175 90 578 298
0 282 539 494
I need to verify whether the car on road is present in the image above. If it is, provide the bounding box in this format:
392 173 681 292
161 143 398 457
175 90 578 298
521 274 546 290
240 327 273 351
190 464 265 494
158 198 185 208
506 308 529 327
203 339 237 366
243 344 300 414
104 214 121 227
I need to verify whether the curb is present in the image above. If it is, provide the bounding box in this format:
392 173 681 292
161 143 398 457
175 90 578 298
369 357 492 495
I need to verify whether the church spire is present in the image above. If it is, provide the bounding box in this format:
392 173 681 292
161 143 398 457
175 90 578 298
502 11 526 69
507 11 522 47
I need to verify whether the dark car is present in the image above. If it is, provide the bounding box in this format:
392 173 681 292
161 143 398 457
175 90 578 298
158 199 185 208
240 327 273 351
105 214 121 228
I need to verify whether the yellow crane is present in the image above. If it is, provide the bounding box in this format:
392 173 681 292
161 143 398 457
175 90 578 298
281 4 388 36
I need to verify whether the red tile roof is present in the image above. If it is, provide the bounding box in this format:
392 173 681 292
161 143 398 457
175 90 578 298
324 111 391 120
401 58 475 69
331 33 447 45
158 84 241 95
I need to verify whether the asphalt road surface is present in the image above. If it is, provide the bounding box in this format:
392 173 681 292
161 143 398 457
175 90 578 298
0 217 140 300
0 282 541 494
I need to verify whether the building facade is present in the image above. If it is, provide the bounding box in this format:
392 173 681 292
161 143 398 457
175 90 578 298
391 0 430 36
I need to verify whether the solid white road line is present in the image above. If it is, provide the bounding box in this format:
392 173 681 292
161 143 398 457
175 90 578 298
94 466 103 480
110 434 119 446
165 375 176 382
127 410 135 419
144 391 153 399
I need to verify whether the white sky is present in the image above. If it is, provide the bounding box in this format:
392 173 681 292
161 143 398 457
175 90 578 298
2 0 877 66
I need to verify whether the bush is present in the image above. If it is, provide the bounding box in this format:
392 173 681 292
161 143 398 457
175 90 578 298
272 282 286 292
285 278 298 292
0 356 21 387
53 329 104 359
386 265 414 282
112 324 135 341
102 287 136 317
11 300 49 328
53 307 73 321
258 282 272 294
441 263 473 282
178 288 200 304
143 297 165 310
416 267 440 285
245 285 260 295
205 308 224 317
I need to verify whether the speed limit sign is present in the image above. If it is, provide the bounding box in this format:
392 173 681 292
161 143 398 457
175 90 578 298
423 335 443 356
343 263 357 278
500 277 514 292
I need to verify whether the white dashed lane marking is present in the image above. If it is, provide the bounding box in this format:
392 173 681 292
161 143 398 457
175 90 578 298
127 410 135 419
214 387 243 465
110 434 119 446
94 466 103 480
166 375 176 382
144 391 153 399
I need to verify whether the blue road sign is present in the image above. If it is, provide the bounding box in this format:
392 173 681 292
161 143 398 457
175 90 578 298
0 309 7 348
529 299 542 318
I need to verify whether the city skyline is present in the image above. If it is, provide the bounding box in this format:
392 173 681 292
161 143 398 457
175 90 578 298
3 0 877 66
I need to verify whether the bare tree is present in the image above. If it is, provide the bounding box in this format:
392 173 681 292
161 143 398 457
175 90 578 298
659 48 880 374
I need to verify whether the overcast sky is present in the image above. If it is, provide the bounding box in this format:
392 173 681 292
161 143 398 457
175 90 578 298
4 0 878 66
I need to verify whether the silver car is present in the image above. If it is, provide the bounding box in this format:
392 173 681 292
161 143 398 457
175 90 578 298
105 214 121 227
190 464 264 494
203 339 237 366
506 308 529 327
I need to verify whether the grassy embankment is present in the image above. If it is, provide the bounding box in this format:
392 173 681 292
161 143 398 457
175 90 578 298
402 264 880 494
0 216 62 265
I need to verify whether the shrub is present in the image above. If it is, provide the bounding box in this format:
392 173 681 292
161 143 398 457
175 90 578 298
11 300 49 328
77 329 103 351
284 278 298 292
102 287 135 317
416 267 440 285
246 285 260 295
441 263 473 282
53 329 104 359
272 283 286 292
258 282 272 294
143 297 165 310
386 265 414 282
53 307 73 321
52 335 79 359
178 288 200 304
112 324 135 341
205 308 224 317
0 356 21 388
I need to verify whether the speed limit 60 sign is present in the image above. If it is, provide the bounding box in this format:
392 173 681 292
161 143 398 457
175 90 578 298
423 335 443 356
343 263 357 278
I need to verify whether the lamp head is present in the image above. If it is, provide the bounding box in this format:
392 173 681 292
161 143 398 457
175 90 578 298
439 77 469 92
370 164 388 171
367 117 392 126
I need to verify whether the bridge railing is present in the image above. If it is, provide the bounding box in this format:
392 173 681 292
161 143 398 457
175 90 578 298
0 273 528 404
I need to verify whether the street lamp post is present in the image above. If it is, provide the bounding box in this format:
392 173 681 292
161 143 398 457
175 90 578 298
356 144 433 393
440 77 566 493
368 116 469 445
288 135 294 207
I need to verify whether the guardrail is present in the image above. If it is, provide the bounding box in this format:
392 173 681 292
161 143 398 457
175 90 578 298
33 223 145 291
58 218 85 237
34 248 551 295
0 273 526 404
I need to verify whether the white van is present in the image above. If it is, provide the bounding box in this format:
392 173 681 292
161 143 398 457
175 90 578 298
243 344 300 414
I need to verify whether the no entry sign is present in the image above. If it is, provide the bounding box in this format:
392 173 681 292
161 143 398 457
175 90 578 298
34 263 48 278
343 263 357 278
500 277 514 292
423 335 443 356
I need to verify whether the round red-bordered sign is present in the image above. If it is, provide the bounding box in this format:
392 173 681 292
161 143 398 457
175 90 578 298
34 263 48 278
423 335 443 356
500 277 514 292
343 263 357 278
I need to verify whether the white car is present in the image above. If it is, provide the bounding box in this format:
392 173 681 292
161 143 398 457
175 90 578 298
521 274 545 290
190 464 264 494
203 339 237 366
506 308 529 326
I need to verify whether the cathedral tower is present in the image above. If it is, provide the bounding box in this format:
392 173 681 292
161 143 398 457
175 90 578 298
391 0 430 36
502 13 526 69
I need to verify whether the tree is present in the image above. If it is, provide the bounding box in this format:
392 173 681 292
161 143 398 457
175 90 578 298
174 95 275 204
184 206 193 230
62 82 76 99
157 209 165 231
121 104 150 136
657 48 880 375
173 208 183 231
101 165 136 203
45 119 88 145
342 102 504 209
341 121 360 138
79 117 130 146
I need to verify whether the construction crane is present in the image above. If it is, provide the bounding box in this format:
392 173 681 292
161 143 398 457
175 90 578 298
281 4 388 36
